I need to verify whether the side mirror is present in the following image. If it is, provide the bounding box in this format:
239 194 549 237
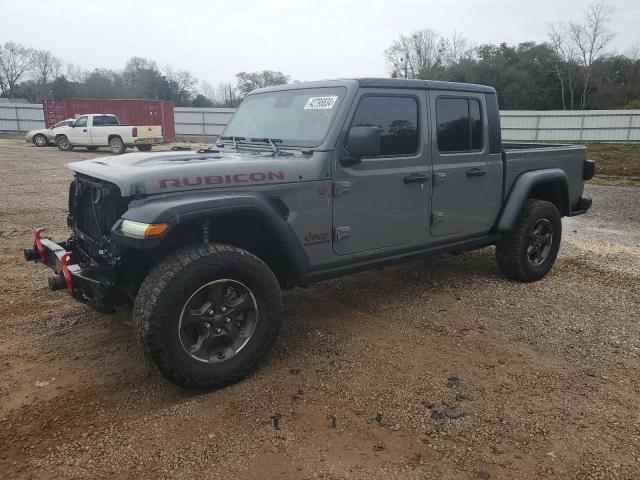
69 124 75 128
343 126 381 165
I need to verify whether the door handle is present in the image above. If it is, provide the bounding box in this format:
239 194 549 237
466 167 486 177
404 173 429 184
83 129 87 132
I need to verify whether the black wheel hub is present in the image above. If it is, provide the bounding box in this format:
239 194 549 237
527 219 553 267
178 279 258 363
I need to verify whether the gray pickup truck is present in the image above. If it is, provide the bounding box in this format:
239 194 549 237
25 78 594 390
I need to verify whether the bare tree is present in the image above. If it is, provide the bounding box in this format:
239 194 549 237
440 32 475 66
65 62 87 83
0 42 33 96
31 49 63 85
548 22 579 109
384 29 441 79
568 3 615 109
199 80 216 101
214 82 238 107
384 30 474 79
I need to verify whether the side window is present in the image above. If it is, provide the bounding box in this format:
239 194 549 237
436 97 483 153
74 116 88 128
350 96 419 156
103 116 118 126
93 116 103 126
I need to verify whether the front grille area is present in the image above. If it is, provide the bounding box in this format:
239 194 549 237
68 175 127 243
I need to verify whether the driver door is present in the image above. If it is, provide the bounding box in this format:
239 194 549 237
332 90 430 256
67 116 90 146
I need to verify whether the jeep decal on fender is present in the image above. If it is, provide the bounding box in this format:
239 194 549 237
159 171 285 189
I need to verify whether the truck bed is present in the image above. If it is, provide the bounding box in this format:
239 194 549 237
501 142 587 208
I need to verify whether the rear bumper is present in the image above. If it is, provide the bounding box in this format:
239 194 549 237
569 196 592 216
24 229 117 312
134 137 164 145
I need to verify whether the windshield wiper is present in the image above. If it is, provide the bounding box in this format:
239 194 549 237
219 136 245 149
250 137 283 154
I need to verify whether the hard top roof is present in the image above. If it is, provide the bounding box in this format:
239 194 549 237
251 78 496 94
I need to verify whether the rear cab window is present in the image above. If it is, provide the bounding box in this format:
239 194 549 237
93 116 118 126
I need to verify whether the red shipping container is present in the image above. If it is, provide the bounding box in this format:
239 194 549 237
43 99 175 142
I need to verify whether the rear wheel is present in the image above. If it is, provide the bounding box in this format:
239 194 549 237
136 144 152 152
33 134 48 147
133 244 283 390
56 135 73 151
109 136 126 154
496 199 562 282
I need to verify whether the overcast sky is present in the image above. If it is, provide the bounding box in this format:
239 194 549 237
2 0 638 87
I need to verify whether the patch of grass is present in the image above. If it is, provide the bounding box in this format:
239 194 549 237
588 176 640 187
584 142 640 177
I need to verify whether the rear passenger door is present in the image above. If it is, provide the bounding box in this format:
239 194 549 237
429 92 502 238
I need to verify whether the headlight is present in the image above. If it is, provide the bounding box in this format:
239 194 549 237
118 220 169 238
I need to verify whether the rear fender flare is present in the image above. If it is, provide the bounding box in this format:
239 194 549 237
496 169 569 232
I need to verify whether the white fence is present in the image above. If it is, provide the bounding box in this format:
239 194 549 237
0 103 45 133
2 103 640 143
500 110 640 142
174 107 236 137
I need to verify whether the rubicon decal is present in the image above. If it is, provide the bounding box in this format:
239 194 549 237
159 171 285 189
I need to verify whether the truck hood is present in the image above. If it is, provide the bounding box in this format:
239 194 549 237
67 148 325 196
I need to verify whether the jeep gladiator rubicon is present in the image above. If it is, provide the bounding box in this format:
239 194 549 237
25 79 594 390
54 114 164 154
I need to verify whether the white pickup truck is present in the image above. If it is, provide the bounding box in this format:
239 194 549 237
55 114 164 154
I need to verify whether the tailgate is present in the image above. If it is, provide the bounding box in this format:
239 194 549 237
136 125 163 138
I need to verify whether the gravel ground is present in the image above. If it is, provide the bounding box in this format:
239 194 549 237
0 139 639 480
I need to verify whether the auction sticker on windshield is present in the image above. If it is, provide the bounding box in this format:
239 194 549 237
304 96 338 110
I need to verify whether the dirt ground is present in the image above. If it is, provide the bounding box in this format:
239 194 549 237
0 138 639 480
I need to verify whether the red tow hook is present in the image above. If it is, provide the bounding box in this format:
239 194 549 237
34 228 46 263
59 251 73 295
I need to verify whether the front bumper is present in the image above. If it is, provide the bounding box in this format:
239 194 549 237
24 229 117 312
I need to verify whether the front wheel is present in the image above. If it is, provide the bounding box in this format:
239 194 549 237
56 135 73 151
496 199 562 282
133 244 283 390
109 136 126 154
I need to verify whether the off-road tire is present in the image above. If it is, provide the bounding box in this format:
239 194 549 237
496 199 562 282
133 244 283 390
56 135 73 151
109 136 126 155
136 145 152 152
86 146 99 152
33 134 48 147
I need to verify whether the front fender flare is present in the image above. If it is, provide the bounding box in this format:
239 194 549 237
111 190 310 278
496 169 568 232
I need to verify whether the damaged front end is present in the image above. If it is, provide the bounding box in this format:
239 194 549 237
24 175 130 313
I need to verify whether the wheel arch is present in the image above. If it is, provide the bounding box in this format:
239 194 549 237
108 134 123 144
114 192 309 288
496 169 569 232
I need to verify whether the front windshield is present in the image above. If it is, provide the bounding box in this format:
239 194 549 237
53 120 70 128
223 87 346 148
